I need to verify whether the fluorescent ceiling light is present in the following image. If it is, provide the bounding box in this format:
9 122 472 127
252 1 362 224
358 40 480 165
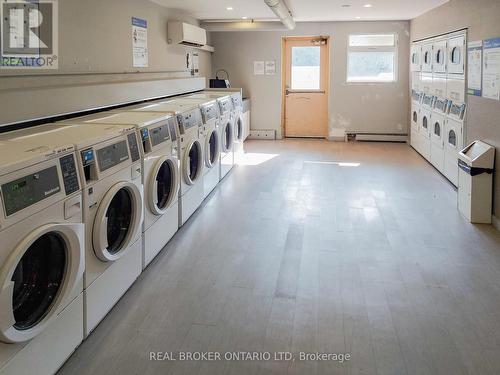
363 4 373 7
226 6 233 10
242 16 248 19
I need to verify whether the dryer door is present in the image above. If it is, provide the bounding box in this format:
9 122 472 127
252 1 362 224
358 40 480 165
0 223 84 343
234 115 244 142
93 182 143 262
422 43 433 72
148 156 179 215
183 140 203 185
205 128 220 169
448 36 465 75
410 44 421 72
433 40 447 73
222 121 234 152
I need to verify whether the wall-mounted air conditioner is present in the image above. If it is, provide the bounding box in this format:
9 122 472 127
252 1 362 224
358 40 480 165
168 22 207 47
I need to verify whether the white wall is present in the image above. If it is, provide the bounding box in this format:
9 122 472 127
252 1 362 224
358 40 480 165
210 21 410 139
0 0 212 126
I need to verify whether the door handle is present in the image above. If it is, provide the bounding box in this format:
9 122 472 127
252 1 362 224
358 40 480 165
286 89 290 96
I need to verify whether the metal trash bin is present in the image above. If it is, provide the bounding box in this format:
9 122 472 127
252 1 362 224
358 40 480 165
457 141 495 223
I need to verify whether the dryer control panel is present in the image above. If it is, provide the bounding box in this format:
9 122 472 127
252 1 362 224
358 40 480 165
176 109 202 135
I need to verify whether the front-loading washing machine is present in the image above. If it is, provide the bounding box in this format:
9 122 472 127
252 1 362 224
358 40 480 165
11 123 144 337
59 111 180 270
430 98 448 173
118 100 205 226
171 97 221 198
184 92 235 179
0 137 84 375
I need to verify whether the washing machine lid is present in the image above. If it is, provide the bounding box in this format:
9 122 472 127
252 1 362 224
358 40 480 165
129 100 200 115
0 222 84 343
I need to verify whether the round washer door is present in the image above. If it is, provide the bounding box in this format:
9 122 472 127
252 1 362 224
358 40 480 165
0 223 84 343
235 116 243 141
148 156 179 215
183 140 203 185
93 181 143 262
205 128 220 169
222 121 233 152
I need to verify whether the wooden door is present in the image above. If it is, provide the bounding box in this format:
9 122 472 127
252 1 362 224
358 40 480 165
283 37 329 138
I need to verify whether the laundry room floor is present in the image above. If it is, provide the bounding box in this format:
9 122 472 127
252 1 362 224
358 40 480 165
59 140 500 375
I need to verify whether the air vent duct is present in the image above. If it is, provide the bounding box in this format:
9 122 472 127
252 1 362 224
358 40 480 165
264 0 295 30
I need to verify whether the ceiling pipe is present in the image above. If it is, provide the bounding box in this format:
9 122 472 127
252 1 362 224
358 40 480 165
264 0 296 30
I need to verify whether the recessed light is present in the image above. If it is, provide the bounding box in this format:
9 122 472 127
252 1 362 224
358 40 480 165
242 16 248 19
355 16 361 19
226 6 233 10
363 4 373 7
341 4 351 7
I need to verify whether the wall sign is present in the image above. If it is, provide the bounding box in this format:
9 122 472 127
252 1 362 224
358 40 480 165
482 37 500 100
254 61 265 75
467 40 482 96
265 60 276 75
132 17 148 68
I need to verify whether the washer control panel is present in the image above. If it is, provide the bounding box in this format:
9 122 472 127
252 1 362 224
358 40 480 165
59 154 80 196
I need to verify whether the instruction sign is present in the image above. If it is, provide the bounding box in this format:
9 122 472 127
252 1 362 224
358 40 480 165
265 61 276 75
132 17 148 68
482 37 500 100
467 41 482 96
254 61 265 75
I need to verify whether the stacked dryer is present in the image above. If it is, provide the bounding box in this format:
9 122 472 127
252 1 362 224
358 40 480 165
60 111 180 269
410 30 467 186
0 138 84 375
410 42 423 154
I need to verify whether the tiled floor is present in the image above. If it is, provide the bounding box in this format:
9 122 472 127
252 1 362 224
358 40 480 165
59 140 500 375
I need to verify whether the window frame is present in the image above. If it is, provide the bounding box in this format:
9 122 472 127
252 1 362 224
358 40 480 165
346 33 399 84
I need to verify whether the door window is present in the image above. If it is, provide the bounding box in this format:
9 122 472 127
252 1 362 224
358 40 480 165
12 233 66 330
448 130 457 147
208 131 218 165
413 111 418 123
223 123 233 151
436 49 443 64
434 122 441 136
155 161 174 210
423 116 428 129
188 142 201 181
451 47 460 64
237 118 243 140
291 46 321 90
106 188 133 254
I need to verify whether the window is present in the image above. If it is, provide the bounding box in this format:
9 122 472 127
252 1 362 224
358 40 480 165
291 46 321 90
347 34 397 83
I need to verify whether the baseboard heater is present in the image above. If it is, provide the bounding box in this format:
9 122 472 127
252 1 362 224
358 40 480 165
350 133 408 142
248 130 276 140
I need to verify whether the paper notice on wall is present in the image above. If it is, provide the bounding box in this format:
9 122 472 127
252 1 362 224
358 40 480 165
254 61 265 75
193 52 200 75
265 60 276 75
467 41 483 96
132 17 148 68
482 37 500 100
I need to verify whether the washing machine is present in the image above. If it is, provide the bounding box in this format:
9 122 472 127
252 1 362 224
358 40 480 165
444 102 466 186
0 136 84 375
184 92 235 179
118 100 205 226
430 98 448 173
16 123 144 337
170 97 221 198
419 94 434 162
60 111 180 269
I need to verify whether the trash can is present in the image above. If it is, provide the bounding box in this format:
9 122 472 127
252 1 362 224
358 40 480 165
457 141 495 223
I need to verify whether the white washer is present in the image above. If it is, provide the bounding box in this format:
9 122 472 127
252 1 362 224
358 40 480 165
444 102 466 186
62 112 180 269
170 98 221 198
0 137 84 375
184 92 235 179
419 94 434 161
430 98 448 173
118 100 205 226
19 123 144 337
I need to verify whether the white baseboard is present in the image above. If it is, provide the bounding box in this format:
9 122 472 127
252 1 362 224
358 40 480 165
354 133 408 142
248 130 276 140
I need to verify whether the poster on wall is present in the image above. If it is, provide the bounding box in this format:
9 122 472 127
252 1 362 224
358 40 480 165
265 61 276 75
482 37 500 100
132 17 148 68
467 41 483 96
254 61 265 75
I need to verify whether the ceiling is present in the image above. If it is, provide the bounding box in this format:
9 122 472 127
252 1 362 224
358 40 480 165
153 0 449 22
